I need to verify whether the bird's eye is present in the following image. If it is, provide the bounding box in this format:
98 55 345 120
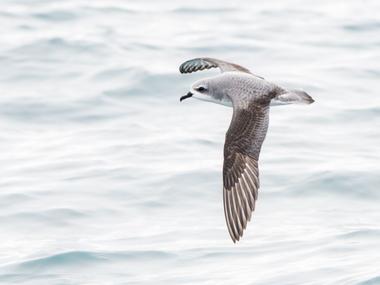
197 86 207 92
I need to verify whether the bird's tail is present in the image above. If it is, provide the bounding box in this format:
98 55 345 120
271 89 314 106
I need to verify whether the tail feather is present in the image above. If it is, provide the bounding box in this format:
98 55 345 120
272 90 314 105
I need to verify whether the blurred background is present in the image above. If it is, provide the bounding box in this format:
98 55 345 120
0 0 379 284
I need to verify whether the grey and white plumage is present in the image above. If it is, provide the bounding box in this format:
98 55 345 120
179 57 314 243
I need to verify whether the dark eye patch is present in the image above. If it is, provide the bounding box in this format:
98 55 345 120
197 86 207 92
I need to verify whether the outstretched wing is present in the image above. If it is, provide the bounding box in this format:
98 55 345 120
223 103 270 242
179 58 263 78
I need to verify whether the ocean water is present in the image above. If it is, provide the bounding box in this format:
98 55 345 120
0 0 379 284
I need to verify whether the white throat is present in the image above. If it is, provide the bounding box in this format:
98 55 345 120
192 92 232 107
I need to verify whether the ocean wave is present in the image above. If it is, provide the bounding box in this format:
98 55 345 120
1 0 380 284
3 250 177 271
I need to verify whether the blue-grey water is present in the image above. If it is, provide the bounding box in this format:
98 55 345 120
0 0 379 284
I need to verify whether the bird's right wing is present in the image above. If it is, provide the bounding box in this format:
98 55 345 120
179 57 264 79
223 103 269 242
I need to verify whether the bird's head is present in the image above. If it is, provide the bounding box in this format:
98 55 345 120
180 76 232 107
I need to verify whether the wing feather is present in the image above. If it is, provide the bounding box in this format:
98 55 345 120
223 155 261 242
223 104 269 242
179 57 263 78
232 185 244 236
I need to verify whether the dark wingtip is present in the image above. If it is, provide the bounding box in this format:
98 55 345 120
179 63 186 74
179 59 195 74
179 58 217 74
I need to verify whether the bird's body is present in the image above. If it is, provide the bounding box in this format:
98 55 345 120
179 57 314 242
193 72 277 108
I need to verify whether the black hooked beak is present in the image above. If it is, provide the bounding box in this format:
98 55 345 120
180 91 193 102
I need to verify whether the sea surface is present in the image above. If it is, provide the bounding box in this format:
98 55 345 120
0 0 379 284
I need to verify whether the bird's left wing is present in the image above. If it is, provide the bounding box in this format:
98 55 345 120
179 57 264 79
223 103 269 242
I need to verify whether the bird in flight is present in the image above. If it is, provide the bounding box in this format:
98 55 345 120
179 57 314 243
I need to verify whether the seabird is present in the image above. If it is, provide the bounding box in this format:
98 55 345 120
179 57 314 243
